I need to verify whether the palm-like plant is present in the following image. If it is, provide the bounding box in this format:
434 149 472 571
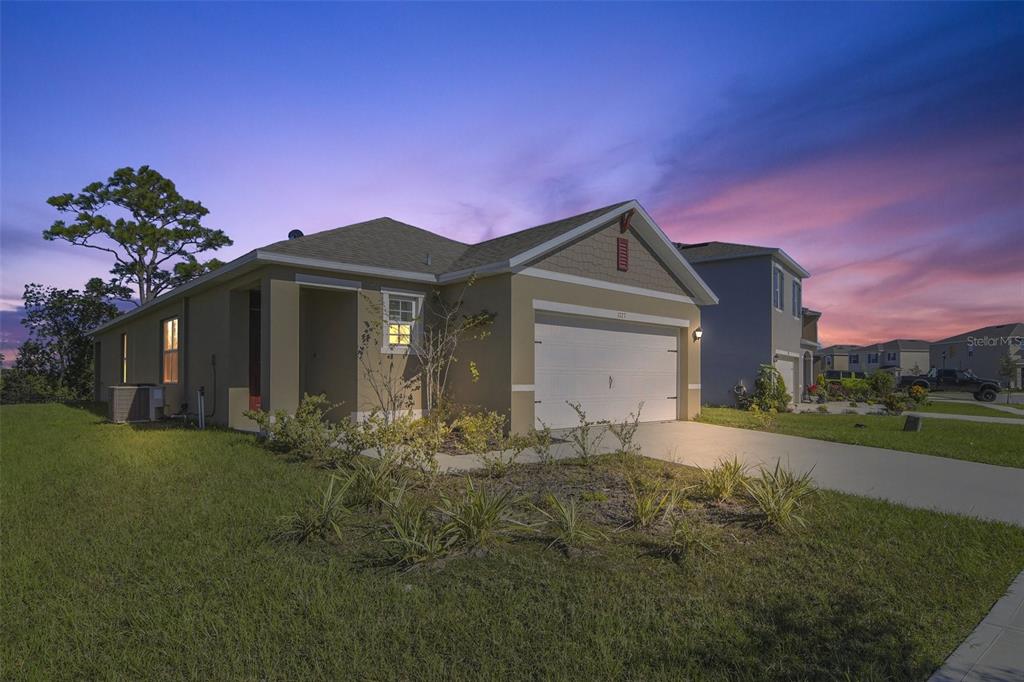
436 478 523 550
743 461 816 532
531 494 606 550
697 456 749 502
271 474 352 543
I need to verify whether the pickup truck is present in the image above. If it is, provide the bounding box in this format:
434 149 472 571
899 368 1001 402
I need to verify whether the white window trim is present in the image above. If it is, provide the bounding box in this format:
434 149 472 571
792 281 802 319
381 289 424 355
772 267 785 312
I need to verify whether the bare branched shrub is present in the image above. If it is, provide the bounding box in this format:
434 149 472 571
566 402 607 463
609 402 644 455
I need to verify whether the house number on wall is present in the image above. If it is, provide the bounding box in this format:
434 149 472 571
616 312 627 319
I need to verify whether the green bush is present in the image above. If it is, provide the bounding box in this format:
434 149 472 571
452 410 506 455
697 456 749 502
436 478 523 550
868 371 896 398
750 364 790 411
244 394 341 462
743 462 816 532
883 392 909 415
839 378 871 401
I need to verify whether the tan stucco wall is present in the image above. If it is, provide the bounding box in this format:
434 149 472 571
440 275 512 419
300 287 358 417
532 221 688 294
508 274 701 434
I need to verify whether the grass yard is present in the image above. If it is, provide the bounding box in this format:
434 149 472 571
4 403 1024 680
700 407 1024 468
918 401 1024 419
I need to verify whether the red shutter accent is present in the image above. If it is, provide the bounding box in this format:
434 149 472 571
616 237 629 271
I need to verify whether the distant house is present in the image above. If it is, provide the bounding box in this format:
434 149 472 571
930 322 1024 388
815 344 858 376
848 339 930 378
677 241 813 405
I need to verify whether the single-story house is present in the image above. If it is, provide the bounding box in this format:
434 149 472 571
91 200 718 432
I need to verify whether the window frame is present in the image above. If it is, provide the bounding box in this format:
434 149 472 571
120 333 128 383
161 317 180 384
791 280 802 319
772 267 785 312
849 354 860 365
867 352 879 364
381 290 424 355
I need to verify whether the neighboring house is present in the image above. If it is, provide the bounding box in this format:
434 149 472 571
815 344 857 376
847 339 929 377
801 308 822 385
930 322 1024 388
676 241 812 405
90 200 718 432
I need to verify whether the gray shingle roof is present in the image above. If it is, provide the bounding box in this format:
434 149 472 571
260 201 633 276
675 241 778 262
933 323 1024 344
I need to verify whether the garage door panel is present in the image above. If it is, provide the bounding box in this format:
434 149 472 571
534 313 679 429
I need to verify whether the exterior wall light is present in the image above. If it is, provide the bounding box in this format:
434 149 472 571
693 327 703 341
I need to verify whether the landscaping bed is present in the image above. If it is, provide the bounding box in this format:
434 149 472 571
699 406 1024 468
4 403 1024 680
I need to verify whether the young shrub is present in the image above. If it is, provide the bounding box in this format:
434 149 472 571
868 371 896 399
452 410 506 455
436 478 523 551
478 432 532 478
816 405 830 414
334 417 372 465
271 474 352 544
697 456 749 502
840 378 871 402
566 401 608 463
748 404 778 432
908 384 928 406
751 364 790 412
532 494 606 551
743 461 816 533
883 392 908 415
379 496 453 568
609 402 644 456
531 420 556 466
396 417 448 477
663 515 718 562
245 393 341 462
627 478 680 529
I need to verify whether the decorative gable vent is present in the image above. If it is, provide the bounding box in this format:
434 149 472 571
616 237 629 271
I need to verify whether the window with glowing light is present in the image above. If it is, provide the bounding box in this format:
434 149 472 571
161 317 179 384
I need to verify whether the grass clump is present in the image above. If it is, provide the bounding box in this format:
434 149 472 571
532 494 606 552
436 478 523 551
697 456 749 502
626 478 680 529
744 461 817 532
271 473 352 543
378 494 453 568
663 515 718 562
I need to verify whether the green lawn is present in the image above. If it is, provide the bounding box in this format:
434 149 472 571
916 401 1024 419
4 403 1024 680
700 407 1024 468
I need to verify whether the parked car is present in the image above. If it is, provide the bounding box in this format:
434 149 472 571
898 368 1001 402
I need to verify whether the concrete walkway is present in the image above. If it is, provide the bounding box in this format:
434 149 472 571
440 420 1024 526
794 401 1024 424
930 570 1024 682
929 399 1024 417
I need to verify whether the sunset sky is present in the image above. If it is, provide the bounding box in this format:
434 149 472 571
2 2 1022 359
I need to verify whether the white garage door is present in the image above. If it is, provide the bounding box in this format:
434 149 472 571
773 356 798 403
534 313 678 428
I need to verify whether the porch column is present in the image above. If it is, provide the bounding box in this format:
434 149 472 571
261 277 300 414
682 318 701 420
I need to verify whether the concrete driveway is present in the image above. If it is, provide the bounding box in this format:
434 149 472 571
439 420 1024 527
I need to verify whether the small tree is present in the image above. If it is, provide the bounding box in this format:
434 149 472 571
409 278 494 413
998 350 1018 404
7 278 123 401
44 166 232 304
750 364 790 412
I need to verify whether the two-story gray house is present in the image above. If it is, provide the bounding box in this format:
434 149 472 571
676 241 813 406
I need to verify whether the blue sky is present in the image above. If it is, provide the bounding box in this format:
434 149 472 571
2 2 1022 356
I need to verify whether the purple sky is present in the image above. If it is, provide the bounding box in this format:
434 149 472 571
2 2 1022 360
